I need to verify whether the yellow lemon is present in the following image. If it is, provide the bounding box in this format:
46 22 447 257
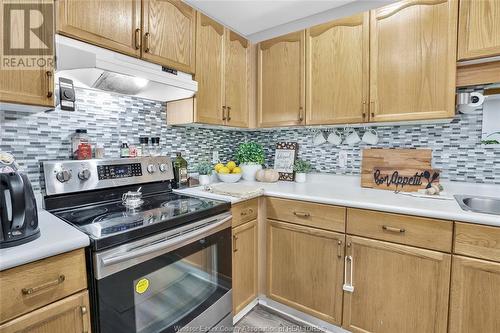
214 163 224 172
232 167 241 174
226 161 236 171
219 167 230 174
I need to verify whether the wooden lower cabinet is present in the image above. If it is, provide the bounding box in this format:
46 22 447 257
267 219 344 325
0 291 91 333
232 219 258 314
342 236 451 333
449 256 500 333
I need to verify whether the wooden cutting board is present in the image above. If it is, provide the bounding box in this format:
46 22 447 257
361 148 433 191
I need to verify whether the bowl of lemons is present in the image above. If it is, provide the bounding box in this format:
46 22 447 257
215 161 242 183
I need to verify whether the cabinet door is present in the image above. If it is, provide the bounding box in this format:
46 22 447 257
0 0 54 107
225 31 249 128
195 13 225 125
306 13 369 125
142 0 196 73
232 219 258 314
458 0 500 60
342 236 451 333
267 220 344 325
369 0 458 122
449 256 500 333
258 31 305 127
0 291 90 333
57 0 141 57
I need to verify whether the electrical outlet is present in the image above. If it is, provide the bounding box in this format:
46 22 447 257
212 151 219 164
339 150 348 169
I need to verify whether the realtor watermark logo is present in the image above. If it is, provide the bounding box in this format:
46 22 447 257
1 0 54 70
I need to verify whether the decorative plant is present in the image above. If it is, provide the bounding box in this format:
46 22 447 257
235 142 265 165
195 161 213 175
481 132 500 145
293 159 312 173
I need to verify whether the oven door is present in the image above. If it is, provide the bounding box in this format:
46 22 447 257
93 212 232 333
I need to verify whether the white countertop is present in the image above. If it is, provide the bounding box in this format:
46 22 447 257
176 174 500 227
0 210 90 271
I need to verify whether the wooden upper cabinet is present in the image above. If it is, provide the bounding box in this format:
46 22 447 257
449 256 500 333
225 31 250 128
0 0 54 107
258 31 305 127
57 0 142 57
369 0 458 122
267 220 345 325
232 219 258 314
306 13 369 125
342 236 451 333
195 13 225 125
142 0 196 73
458 0 500 60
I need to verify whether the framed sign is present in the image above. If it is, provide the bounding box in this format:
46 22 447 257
274 142 298 181
372 167 440 192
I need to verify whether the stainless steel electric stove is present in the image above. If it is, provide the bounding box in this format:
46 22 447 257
43 157 233 333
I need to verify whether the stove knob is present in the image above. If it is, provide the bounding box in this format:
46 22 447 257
56 170 72 183
159 164 168 173
78 168 91 180
147 164 156 174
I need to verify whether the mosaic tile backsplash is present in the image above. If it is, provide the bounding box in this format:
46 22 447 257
1 86 499 193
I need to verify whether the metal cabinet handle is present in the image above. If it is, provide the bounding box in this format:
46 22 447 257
81 306 89 333
293 211 310 218
222 106 227 121
46 71 53 98
227 106 231 121
144 32 151 53
370 101 375 118
233 235 238 252
382 225 406 233
134 28 141 50
337 240 343 258
362 101 367 120
22 274 65 295
298 107 304 122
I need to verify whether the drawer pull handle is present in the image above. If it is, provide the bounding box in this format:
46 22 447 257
144 32 151 53
22 274 65 295
46 71 53 98
227 106 232 121
293 211 310 218
382 225 406 233
222 106 227 121
134 28 141 50
337 240 343 258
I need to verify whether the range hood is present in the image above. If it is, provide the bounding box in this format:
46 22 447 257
55 35 197 102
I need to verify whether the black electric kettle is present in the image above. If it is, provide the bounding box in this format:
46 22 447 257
0 172 40 248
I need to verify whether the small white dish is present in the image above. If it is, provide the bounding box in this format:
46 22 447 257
217 173 242 183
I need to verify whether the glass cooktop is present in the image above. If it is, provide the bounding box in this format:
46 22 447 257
53 193 228 240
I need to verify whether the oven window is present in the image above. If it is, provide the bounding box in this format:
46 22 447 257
96 228 232 333
134 246 218 333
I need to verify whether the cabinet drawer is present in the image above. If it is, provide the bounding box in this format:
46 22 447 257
232 198 258 227
266 197 345 232
454 222 500 262
0 249 87 324
347 209 452 252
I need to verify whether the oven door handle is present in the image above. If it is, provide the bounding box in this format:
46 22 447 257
101 216 231 267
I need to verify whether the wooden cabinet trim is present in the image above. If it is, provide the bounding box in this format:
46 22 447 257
199 13 224 35
259 31 304 50
456 60 500 87
229 30 248 48
308 13 365 37
375 0 449 20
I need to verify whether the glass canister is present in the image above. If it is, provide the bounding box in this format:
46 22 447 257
71 129 92 160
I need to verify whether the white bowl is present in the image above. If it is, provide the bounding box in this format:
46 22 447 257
217 173 242 183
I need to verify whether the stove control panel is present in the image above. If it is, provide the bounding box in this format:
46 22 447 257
43 157 174 196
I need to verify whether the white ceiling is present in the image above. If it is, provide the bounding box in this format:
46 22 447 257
184 0 397 42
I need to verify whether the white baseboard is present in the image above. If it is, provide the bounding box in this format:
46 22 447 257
232 296 350 333
233 298 259 324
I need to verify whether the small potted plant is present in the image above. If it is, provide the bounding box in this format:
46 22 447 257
293 159 311 183
195 161 213 185
235 141 265 181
